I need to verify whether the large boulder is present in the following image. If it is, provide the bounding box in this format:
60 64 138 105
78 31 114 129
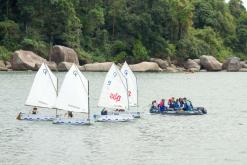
240 68 247 72
164 67 178 73
11 50 47 70
0 60 7 71
0 60 5 68
83 62 113 72
78 65 86 71
222 57 241 72
35 61 57 71
149 58 169 69
240 61 247 68
5 61 12 69
50 45 79 65
129 62 161 72
57 62 74 71
200 55 222 71
193 59 201 65
183 59 201 71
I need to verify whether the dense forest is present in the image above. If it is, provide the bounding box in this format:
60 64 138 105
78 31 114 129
0 0 246 63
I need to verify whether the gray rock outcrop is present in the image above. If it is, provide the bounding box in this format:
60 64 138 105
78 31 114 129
35 62 57 71
11 50 47 70
184 59 201 72
50 45 79 65
0 60 7 71
149 58 169 69
240 61 247 68
223 57 241 72
200 55 222 71
83 62 113 72
129 62 161 72
57 62 74 71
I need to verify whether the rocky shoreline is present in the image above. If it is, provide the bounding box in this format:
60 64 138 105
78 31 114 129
0 45 247 72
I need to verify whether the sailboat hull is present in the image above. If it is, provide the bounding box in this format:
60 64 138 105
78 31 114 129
53 118 90 125
16 112 55 121
112 112 141 118
93 114 134 122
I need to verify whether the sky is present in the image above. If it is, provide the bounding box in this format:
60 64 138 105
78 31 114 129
225 0 247 9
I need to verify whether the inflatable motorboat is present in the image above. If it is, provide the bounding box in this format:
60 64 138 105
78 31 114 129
53 118 90 125
16 112 56 121
93 113 134 122
149 107 207 115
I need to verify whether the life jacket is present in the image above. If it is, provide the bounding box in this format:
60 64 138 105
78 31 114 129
159 101 164 107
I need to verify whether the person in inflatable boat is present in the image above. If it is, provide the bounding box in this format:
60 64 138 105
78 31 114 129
174 99 180 110
150 100 159 113
183 98 193 111
158 99 167 112
179 98 184 108
168 97 175 108
151 100 158 109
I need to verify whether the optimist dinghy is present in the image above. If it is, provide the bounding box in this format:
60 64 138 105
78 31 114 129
120 62 140 118
17 63 58 121
94 63 134 122
53 64 90 125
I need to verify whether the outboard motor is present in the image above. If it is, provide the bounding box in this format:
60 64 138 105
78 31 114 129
196 107 207 114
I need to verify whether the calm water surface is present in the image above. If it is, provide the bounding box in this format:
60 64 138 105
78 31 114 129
0 72 247 165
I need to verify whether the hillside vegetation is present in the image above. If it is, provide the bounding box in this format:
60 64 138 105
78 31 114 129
0 0 246 63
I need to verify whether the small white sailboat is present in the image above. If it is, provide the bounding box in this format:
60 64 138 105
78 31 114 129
94 63 134 122
53 64 90 125
120 61 140 118
17 63 58 121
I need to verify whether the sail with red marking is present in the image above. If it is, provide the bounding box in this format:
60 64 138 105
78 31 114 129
121 61 138 107
98 63 128 110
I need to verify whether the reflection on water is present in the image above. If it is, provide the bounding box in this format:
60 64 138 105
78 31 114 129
0 72 247 165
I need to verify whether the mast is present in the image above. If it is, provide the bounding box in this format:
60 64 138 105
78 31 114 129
126 76 129 111
136 75 138 111
87 80 90 124
44 63 58 116
56 77 58 117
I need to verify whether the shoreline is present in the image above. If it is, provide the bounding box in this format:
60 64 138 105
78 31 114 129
1 48 247 73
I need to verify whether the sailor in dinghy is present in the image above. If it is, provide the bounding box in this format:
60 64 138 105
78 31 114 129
120 61 140 118
94 63 134 122
53 64 90 125
16 63 58 121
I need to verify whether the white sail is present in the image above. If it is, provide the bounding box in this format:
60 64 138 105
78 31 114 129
98 63 128 110
121 61 138 107
25 63 57 108
55 64 88 113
